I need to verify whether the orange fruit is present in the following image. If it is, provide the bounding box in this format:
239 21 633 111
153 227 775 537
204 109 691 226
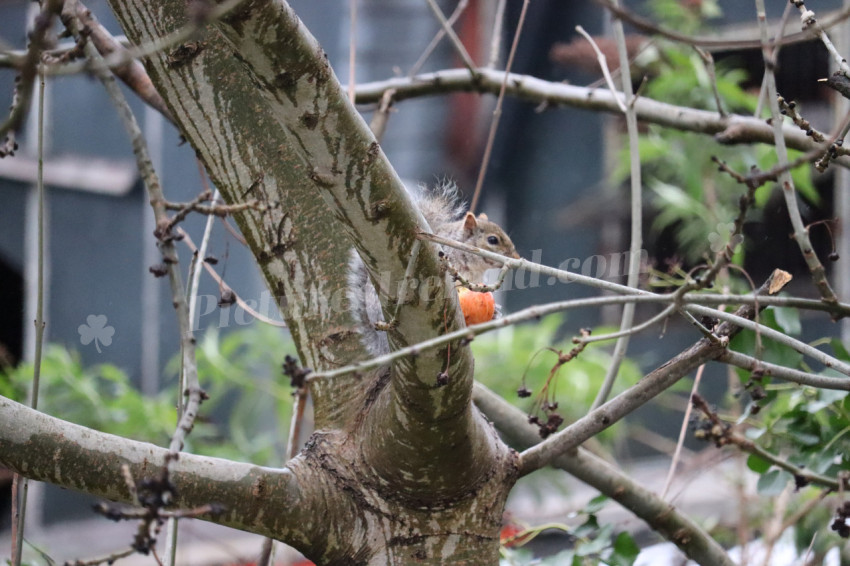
457 288 495 325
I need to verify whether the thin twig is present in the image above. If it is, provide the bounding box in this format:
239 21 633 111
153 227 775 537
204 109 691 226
779 96 826 145
661 364 705 499
691 393 840 489
46 0 249 78
259 355 310 565
12 34 49 566
441 256 511 292
760 484 792 566
595 0 850 51
63 5 205 549
487 0 508 69
755 2 793 119
780 490 830 533
164 195 264 223
219 216 248 246
755 0 838 304
519 271 791 475
368 88 396 143
0 0 61 145
348 0 356 105
470 0 530 213
10 474 20 566
409 0 469 77
718 350 850 390
71 4 174 124
694 46 727 117
792 1 850 76
307 295 669 381
575 26 627 113
590 0 644 410
577 304 676 344
163 174 219 564
178 228 287 328
424 0 476 74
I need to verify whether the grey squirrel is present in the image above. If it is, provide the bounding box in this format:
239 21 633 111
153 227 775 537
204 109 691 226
348 182 520 357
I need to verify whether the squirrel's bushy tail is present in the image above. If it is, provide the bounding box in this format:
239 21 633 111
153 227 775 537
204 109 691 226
347 248 388 358
347 180 466 358
413 179 466 231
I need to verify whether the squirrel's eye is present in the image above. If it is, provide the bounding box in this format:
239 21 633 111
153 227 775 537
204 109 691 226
487 235 500 246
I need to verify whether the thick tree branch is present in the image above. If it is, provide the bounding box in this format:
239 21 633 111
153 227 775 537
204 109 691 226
103 0 371 430
0 397 318 545
473 383 736 566
108 0 498 505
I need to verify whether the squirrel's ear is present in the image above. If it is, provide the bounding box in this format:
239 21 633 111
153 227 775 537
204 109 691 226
477 212 489 221
463 212 478 235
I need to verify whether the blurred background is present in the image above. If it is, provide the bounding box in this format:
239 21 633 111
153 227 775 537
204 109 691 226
0 0 848 563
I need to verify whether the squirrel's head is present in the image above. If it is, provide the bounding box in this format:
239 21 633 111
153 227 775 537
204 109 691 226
462 212 520 260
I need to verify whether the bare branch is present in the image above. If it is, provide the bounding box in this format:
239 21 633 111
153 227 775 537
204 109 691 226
424 0 476 74
421 233 850 373
0 0 62 154
718 350 850 391
352 68 850 165
486 0 508 68
575 25 626 113
518 270 791 475
409 0 468 77
72 2 175 123
0 397 314 542
754 0 838 304
473 383 737 566
470 0 530 213
178 228 287 328
595 0 850 52
791 1 850 77
691 393 840 489
589 0 644 410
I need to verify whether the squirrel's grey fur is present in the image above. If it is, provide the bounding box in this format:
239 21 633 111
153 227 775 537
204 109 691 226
347 181 518 358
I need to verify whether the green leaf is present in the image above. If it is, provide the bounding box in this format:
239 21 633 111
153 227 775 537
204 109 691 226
830 338 850 362
577 526 613 557
747 453 771 474
605 532 640 566
756 468 792 495
573 515 601 539
585 494 609 514
788 430 821 446
805 389 848 413
772 306 801 335
809 451 839 474
499 548 535 565
539 550 576 565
